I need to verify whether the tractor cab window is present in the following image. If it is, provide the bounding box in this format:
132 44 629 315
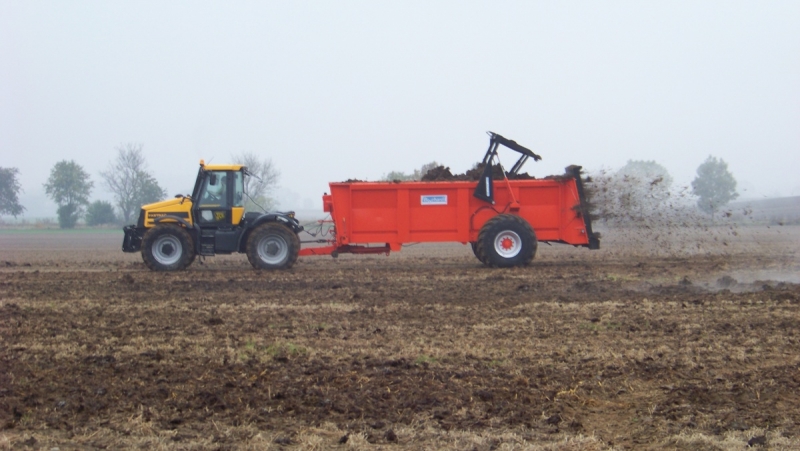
197 171 231 225
233 170 244 208
198 171 229 208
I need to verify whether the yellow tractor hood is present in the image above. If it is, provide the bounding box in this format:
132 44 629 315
141 197 194 227
142 197 187 210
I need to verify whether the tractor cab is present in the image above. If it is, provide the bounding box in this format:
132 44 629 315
191 160 247 228
190 161 248 255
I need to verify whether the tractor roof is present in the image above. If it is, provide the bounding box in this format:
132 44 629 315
198 160 245 171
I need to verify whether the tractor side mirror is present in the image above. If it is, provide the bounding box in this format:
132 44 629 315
209 174 217 185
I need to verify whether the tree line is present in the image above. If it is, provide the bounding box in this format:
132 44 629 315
0 145 278 228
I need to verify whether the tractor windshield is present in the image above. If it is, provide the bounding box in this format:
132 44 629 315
198 171 229 208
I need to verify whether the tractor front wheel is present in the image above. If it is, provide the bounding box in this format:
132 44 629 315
475 214 537 267
141 224 195 271
246 223 300 270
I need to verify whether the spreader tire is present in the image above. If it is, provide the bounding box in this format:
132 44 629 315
475 214 537 268
141 224 195 271
470 242 487 264
246 223 300 270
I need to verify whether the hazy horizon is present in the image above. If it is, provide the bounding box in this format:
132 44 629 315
2 1 799 219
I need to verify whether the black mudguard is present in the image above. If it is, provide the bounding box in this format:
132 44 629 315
237 212 304 252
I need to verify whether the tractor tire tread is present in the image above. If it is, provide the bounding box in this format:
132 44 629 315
141 224 195 271
246 223 300 270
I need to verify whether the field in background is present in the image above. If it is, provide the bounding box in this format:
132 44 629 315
729 196 800 225
1 224 799 450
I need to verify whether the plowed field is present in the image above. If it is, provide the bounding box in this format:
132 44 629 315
1 226 799 450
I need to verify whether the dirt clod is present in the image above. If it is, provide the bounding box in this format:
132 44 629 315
716 275 737 288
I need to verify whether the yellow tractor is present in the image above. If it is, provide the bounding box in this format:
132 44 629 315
122 160 302 271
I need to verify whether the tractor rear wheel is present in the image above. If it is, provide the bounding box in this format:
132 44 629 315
475 214 537 267
141 224 195 271
246 223 300 270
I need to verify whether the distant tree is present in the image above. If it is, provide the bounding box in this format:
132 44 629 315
44 160 93 228
417 161 440 179
0 167 25 217
85 200 117 226
617 160 673 188
381 161 440 181
691 156 738 215
231 152 279 211
381 170 414 181
100 143 167 223
615 160 673 218
588 161 675 223
136 173 168 206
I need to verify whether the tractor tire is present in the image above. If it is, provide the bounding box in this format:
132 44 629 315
141 224 195 271
475 214 537 268
246 223 300 270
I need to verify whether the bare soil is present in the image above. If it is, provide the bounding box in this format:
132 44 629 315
1 226 799 450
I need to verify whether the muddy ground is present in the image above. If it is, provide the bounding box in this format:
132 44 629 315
1 226 799 450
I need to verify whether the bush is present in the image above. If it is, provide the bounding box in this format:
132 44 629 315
381 161 441 181
85 201 117 226
57 204 81 229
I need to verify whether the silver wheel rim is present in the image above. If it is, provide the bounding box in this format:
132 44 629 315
494 230 522 258
257 234 289 265
152 235 182 266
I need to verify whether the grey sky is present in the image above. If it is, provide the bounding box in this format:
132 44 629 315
2 1 799 218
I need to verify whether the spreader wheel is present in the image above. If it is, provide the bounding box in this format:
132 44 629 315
141 224 195 271
470 242 487 264
246 223 300 270
475 214 537 267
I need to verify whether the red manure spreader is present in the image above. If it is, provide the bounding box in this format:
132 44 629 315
123 132 599 270
301 132 599 267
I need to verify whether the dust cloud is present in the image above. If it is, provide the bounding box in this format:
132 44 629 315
583 169 799 290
